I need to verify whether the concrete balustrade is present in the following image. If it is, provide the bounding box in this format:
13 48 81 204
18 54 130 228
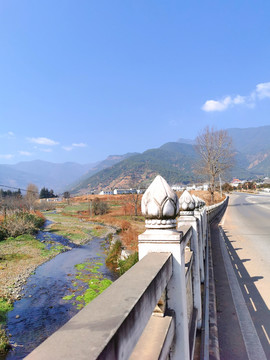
25 175 227 360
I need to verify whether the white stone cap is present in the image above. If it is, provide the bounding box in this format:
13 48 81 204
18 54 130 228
141 175 179 228
179 190 195 215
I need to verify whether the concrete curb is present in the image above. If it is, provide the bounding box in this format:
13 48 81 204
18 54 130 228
208 228 220 360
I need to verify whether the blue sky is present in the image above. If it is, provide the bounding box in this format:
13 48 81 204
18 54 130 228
1 1 270 165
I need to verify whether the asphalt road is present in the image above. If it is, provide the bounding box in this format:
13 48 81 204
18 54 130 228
211 192 270 359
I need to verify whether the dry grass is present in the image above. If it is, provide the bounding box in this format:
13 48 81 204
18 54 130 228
0 235 61 299
58 190 225 252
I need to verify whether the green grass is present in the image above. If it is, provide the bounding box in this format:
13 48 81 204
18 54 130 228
0 298 13 323
0 297 13 355
45 212 96 243
1 234 41 247
118 252 138 275
91 227 108 237
62 203 90 214
40 244 67 258
0 252 30 262
105 240 122 270
0 234 66 261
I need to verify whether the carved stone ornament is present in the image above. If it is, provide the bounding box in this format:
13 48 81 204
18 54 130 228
141 175 179 228
192 194 199 209
197 197 205 208
179 190 195 215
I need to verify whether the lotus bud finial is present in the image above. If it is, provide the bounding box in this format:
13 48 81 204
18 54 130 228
141 175 179 228
179 190 195 215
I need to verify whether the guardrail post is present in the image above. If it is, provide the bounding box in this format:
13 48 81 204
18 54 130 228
200 198 207 258
193 195 205 283
178 190 202 329
138 175 190 360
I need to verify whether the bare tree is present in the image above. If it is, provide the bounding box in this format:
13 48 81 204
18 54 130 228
195 127 235 202
25 183 39 210
128 175 142 216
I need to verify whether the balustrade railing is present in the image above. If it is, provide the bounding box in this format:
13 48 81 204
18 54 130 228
26 175 227 360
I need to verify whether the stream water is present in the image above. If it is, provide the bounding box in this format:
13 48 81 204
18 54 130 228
5 225 117 359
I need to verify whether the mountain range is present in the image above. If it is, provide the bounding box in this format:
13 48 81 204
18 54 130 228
0 153 136 194
0 126 269 195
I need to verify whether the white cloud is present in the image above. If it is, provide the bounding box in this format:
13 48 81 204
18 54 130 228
19 151 32 156
169 120 178 127
202 81 270 112
62 142 88 151
41 148 53 153
0 154 14 159
255 82 270 99
0 131 15 139
72 143 87 148
62 146 73 151
28 137 59 146
202 96 232 112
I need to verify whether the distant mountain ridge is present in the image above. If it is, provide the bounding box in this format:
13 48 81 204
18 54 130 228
0 153 138 194
1 126 269 194
70 143 199 193
71 125 270 193
68 153 138 192
0 160 94 193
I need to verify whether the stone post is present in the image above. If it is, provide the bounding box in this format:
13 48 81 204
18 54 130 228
193 195 205 283
178 190 202 329
138 175 190 360
198 198 207 256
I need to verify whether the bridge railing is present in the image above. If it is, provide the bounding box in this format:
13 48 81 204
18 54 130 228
26 176 227 360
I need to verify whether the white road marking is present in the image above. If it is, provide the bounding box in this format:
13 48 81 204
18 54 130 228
249 298 257 312
261 325 270 345
246 196 270 212
218 227 267 360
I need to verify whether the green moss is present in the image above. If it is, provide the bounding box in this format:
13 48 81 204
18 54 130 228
62 294 75 301
76 278 112 309
75 263 86 270
62 259 112 310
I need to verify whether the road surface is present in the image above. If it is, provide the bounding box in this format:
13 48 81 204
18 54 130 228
211 192 270 359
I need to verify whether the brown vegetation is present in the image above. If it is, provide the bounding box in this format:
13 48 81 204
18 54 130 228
70 190 225 252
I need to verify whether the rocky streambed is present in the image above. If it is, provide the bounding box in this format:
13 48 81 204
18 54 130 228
4 224 118 359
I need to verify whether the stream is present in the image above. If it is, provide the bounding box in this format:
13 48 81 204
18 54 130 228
5 224 117 359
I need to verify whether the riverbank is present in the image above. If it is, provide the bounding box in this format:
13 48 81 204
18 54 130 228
0 207 117 357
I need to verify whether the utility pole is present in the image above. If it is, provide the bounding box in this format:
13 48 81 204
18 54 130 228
88 188 93 218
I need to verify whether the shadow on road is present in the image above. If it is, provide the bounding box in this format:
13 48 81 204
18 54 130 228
220 227 270 358
228 201 270 207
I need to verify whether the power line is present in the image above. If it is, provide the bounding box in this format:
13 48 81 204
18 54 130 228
0 184 42 195
0 184 64 196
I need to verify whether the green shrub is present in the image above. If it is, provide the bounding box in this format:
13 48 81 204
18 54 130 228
0 297 13 355
92 198 109 215
0 226 7 242
105 240 122 269
118 252 138 275
2 211 45 238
